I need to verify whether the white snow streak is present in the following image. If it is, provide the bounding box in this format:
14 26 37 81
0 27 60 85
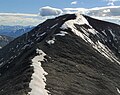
40 32 46 36
28 49 50 95
50 23 58 29
117 88 120 94
109 29 115 38
55 31 68 36
88 29 98 35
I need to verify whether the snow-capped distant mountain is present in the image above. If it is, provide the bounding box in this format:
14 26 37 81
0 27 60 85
0 25 34 38
0 14 120 95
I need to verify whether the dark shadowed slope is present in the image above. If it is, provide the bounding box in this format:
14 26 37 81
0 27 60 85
0 35 13 48
0 13 120 95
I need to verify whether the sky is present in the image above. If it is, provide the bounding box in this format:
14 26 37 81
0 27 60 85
0 0 120 26
0 0 120 13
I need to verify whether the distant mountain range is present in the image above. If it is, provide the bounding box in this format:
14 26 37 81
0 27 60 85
0 25 34 48
0 25 34 38
0 14 120 95
0 35 13 48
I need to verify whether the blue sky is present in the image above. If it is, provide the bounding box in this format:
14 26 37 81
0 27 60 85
0 0 120 26
0 0 120 13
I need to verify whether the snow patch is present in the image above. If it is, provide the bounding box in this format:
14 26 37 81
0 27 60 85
55 31 68 36
61 13 90 30
117 88 120 94
50 23 58 29
46 37 55 45
88 29 98 35
22 44 30 50
61 13 93 43
101 30 107 36
93 41 113 62
28 49 50 95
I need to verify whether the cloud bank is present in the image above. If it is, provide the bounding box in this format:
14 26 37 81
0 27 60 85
63 6 120 25
63 6 120 16
39 6 63 16
0 6 63 26
0 6 120 26
0 13 47 26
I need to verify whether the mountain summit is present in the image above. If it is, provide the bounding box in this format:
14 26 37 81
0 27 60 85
0 13 120 95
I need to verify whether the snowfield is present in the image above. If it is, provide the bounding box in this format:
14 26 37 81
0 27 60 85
28 49 50 95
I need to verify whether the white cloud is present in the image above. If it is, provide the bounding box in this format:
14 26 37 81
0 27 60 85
103 9 111 13
39 6 63 16
0 13 38 17
63 6 120 16
87 6 120 17
63 6 120 25
107 2 114 5
104 0 120 6
71 1 77 5
0 6 120 26
63 8 86 14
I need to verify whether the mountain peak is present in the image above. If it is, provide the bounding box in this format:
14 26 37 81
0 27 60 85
61 13 89 29
60 13 120 64
0 14 120 95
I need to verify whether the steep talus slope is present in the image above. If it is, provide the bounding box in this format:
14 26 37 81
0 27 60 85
0 14 120 95
84 15 120 57
0 14 76 95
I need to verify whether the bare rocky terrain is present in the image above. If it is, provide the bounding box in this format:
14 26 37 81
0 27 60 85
0 14 120 95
